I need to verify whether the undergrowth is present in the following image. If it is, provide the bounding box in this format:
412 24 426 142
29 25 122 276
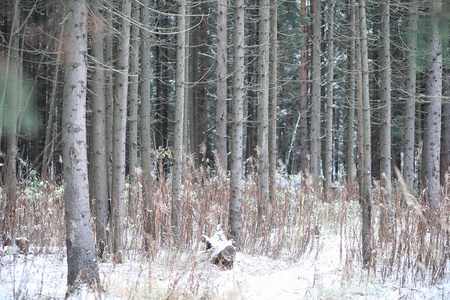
1 160 449 298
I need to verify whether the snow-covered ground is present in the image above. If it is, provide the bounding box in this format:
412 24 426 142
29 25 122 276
1 230 449 299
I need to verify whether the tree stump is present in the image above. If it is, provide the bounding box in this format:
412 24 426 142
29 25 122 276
201 224 236 269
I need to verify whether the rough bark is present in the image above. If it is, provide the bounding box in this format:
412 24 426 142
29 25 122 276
442 70 450 185
299 0 309 173
258 0 270 217
269 0 278 205
128 0 140 219
422 0 442 214
346 0 356 182
324 0 334 190
310 0 322 181
379 1 392 229
62 0 99 290
359 0 372 267
172 0 186 243
215 0 228 171
140 0 154 245
229 0 244 242
111 0 131 261
90 3 109 257
403 0 418 192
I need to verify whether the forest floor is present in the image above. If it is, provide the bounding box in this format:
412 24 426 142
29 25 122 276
1 228 449 299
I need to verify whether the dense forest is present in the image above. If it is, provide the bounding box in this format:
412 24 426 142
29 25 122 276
0 0 449 295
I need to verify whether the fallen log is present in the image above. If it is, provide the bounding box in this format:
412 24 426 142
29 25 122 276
201 224 236 269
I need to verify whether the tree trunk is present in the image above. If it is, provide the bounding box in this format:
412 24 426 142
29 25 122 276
229 0 245 242
310 0 322 181
5 0 21 227
215 0 228 171
403 0 418 192
111 0 131 261
90 2 109 257
442 69 450 185
258 0 270 217
140 0 154 246
62 0 99 290
359 0 372 267
172 0 186 244
299 0 309 173
324 0 334 190
346 0 356 182
128 0 140 219
268 0 278 205
422 0 442 214
379 1 392 230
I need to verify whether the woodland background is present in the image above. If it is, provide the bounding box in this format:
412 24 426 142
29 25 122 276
0 0 449 295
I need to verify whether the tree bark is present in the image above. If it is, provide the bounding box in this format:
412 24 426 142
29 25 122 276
90 2 109 257
403 0 418 192
140 0 154 245
324 0 334 190
258 0 270 217
128 0 140 219
229 0 245 242
379 1 392 230
359 0 372 267
422 0 442 214
299 0 309 173
111 0 131 261
269 0 278 205
215 0 228 171
346 0 356 182
62 0 99 290
172 0 186 244
310 0 322 181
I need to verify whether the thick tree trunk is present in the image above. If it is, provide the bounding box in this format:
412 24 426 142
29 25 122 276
62 0 99 290
172 0 186 243
403 0 418 192
422 0 442 214
90 3 109 257
111 0 131 261
215 0 228 171
229 0 245 242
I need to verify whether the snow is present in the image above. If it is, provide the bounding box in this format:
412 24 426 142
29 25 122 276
1 231 450 299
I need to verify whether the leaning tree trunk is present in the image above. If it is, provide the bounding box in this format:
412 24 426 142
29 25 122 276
111 0 131 261
62 0 99 291
229 0 245 242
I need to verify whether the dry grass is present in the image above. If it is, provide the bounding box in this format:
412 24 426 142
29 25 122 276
1 159 449 298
